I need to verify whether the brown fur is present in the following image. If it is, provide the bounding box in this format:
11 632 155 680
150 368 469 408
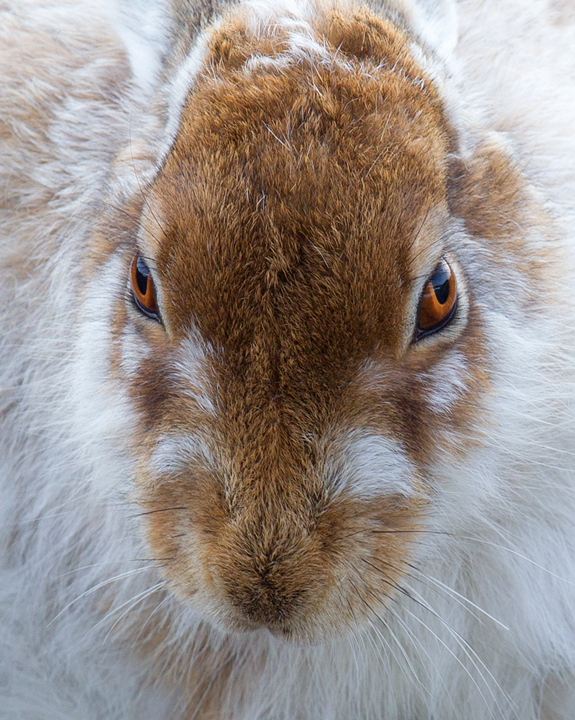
93 1 559 713
448 139 556 299
131 4 447 638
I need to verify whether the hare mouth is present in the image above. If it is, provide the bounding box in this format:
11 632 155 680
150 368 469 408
139 484 425 645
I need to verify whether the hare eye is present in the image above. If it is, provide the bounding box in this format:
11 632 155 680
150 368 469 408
130 255 160 320
415 258 457 340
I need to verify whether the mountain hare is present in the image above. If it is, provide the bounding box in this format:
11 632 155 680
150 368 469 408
1 0 575 717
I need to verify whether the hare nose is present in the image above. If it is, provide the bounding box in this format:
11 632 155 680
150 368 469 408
223 549 306 628
209 511 329 632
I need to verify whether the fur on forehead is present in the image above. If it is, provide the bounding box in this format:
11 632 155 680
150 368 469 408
198 0 451 73
147 1 452 359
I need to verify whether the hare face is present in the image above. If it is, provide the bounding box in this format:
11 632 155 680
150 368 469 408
97 4 497 641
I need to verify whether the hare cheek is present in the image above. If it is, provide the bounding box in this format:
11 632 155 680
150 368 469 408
76 255 129 393
326 433 418 500
423 349 470 414
71 257 137 491
148 434 215 480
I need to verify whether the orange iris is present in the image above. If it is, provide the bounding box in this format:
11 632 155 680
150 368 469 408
131 255 159 319
416 259 457 338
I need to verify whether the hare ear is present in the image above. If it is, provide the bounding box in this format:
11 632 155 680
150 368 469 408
103 0 173 92
412 0 458 59
390 0 458 59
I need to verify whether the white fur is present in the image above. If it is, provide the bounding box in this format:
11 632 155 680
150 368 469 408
149 433 215 476
242 0 333 60
423 348 470 413
162 37 211 155
103 0 172 91
171 331 218 416
410 0 458 59
1 0 575 719
328 431 417 498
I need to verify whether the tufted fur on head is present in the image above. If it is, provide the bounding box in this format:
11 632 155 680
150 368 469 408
1 0 575 718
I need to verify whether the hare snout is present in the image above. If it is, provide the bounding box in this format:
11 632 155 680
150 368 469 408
140 428 424 640
206 512 333 636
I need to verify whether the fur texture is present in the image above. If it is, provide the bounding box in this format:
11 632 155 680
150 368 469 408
1 0 575 718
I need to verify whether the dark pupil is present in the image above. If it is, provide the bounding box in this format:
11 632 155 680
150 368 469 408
432 263 450 305
136 257 150 296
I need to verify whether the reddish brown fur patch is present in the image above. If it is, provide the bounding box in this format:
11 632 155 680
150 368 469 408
83 4 568 716
127 6 451 651
132 2 449 639
448 140 552 298
445 133 566 436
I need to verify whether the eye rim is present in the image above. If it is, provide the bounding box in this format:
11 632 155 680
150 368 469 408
130 254 161 322
413 257 458 342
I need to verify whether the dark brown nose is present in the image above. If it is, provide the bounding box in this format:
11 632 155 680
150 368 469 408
227 555 305 627
211 517 331 631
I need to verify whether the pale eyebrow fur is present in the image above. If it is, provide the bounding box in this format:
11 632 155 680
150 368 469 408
162 36 212 158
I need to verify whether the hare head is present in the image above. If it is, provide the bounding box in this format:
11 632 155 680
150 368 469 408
84 0 536 645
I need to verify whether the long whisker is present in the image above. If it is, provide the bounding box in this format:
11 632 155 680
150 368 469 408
461 535 575 586
58 559 163 578
363 587 430 696
131 506 187 518
347 575 393 680
360 554 517 717
400 602 503 720
365 549 510 633
401 585 518 720
100 581 168 642
385 604 460 715
360 594 419 689
48 565 157 625
403 563 510 631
